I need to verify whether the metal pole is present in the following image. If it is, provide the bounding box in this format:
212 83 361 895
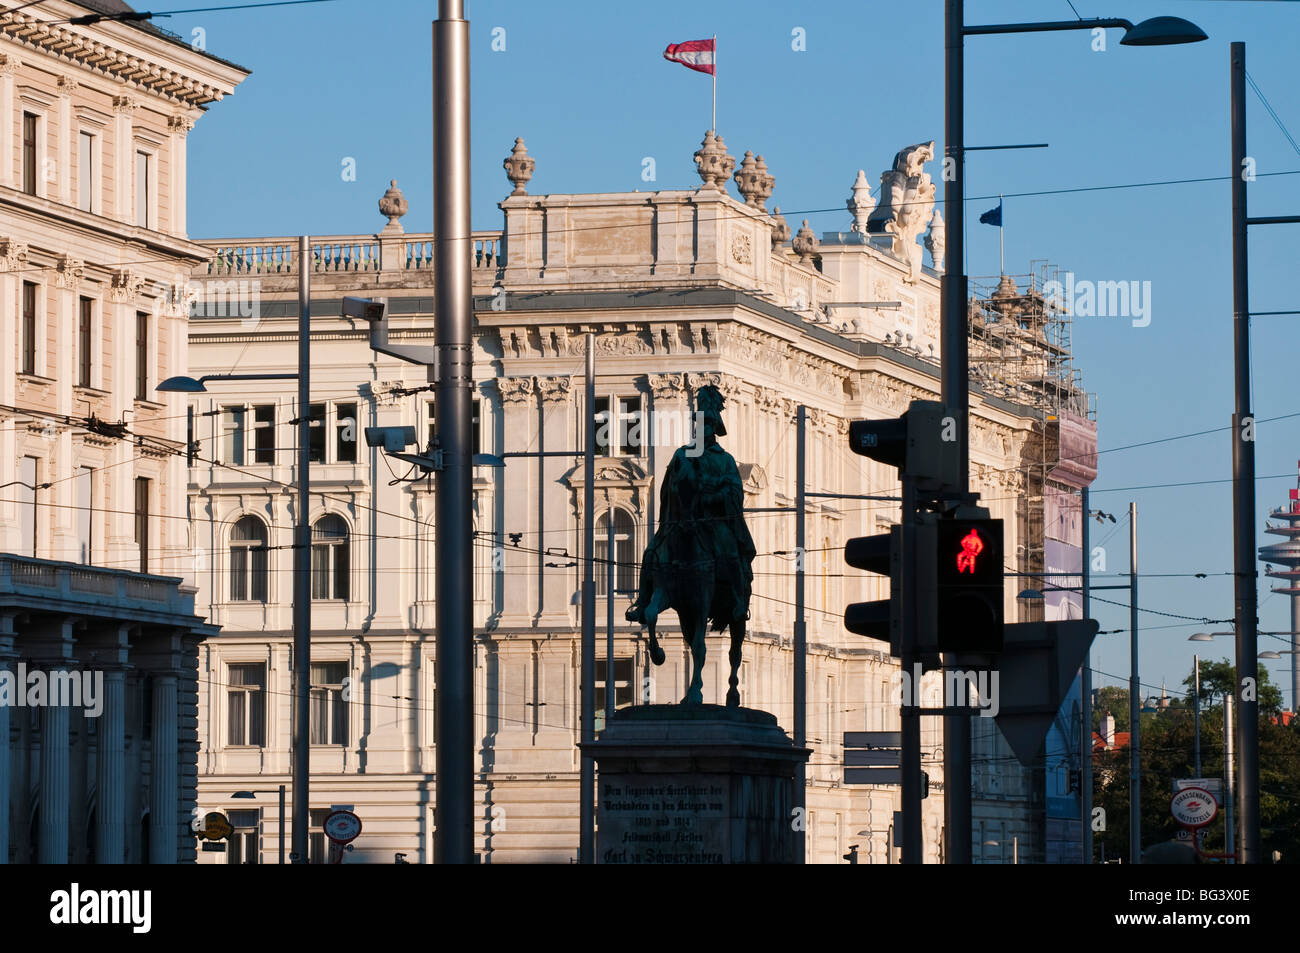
794 404 807 864
1224 690 1235 860
1229 40 1260 865
900 476 921 864
433 0 474 864
580 332 595 863
1129 501 1140 865
1292 595 1299 720
942 0 972 865
278 784 285 865
1081 486 1092 864
1194 656 1201 777
291 234 311 864
606 513 614 726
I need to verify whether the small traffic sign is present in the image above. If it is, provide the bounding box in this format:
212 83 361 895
1170 787 1218 828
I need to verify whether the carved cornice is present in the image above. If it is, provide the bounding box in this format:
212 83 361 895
535 375 572 404
0 13 231 106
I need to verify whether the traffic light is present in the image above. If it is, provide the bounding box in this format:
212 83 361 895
847 400 961 492
844 525 901 654
934 516 1004 653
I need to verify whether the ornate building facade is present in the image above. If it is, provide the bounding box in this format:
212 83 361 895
184 135 1095 863
0 2 246 862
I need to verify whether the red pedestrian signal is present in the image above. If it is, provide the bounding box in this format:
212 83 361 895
956 528 984 574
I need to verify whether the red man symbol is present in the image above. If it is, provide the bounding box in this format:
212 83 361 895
956 528 984 574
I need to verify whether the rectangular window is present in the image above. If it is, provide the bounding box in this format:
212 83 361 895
425 397 479 453
309 809 331 864
426 398 436 450
310 661 348 746
222 406 247 466
78 131 95 212
76 467 93 564
22 112 38 196
135 312 150 400
595 395 641 456
227 663 266 747
78 297 94 387
134 477 150 573
253 404 275 464
619 395 643 455
308 403 326 463
134 150 150 227
594 658 634 731
227 809 260 865
335 402 357 463
19 457 38 557
21 282 37 376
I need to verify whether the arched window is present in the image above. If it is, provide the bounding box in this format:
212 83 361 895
230 516 269 602
311 514 349 601
594 508 635 597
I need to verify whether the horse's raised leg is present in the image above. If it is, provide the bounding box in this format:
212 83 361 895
643 587 669 666
682 608 706 705
725 618 745 708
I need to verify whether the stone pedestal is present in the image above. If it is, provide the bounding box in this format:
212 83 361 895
587 705 809 864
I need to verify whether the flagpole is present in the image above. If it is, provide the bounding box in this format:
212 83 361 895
712 34 717 132
999 193 1004 275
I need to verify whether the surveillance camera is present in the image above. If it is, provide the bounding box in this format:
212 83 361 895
343 296 387 323
364 426 417 453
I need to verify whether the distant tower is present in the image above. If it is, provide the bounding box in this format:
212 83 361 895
1259 461 1300 714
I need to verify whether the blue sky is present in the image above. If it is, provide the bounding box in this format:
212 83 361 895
172 0 1300 708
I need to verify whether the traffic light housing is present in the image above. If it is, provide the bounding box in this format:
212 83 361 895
848 400 961 493
844 525 901 655
934 517 1004 653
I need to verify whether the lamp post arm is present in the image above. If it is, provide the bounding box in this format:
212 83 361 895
964 18 1132 37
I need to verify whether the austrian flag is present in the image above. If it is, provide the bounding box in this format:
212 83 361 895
663 38 715 75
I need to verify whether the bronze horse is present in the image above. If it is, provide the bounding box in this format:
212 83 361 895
626 386 755 705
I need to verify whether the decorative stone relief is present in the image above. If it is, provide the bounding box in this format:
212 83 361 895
866 141 936 277
730 229 753 265
112 95 138 114
0 54 21 75
503 137 535 195
648 372 686 400
56 75 79 95
0 239 29 271
536 375 573 404
55 255 83 289
693 130 735 191
168 114 195 136
110 269 145 302
497 376 535 405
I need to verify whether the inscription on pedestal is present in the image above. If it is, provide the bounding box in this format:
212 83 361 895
599 778 728 864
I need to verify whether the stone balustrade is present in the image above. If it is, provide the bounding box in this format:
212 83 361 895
196 232 504 277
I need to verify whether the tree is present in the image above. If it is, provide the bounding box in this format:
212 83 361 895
1181 657 1284 717
1092 686 1130 733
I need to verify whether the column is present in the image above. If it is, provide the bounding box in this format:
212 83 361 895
112 96 138 224
0 54 19 189
497 376 536 626
38 674 71 863
57 76 76 205
149 672 178 863
166 115 192 237
537 375 574 626
95 667 127 863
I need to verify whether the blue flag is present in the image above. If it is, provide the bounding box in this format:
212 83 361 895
979 201 1002 227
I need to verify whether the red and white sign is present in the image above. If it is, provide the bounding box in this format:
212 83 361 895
1170 787 1218 828
663 39 715 75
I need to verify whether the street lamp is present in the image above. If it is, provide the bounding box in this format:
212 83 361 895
232 787 287 864
164 235 314 862
942 2 1205 866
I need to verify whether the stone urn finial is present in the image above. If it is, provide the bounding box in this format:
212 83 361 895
734 151 774 209
770 206 791 249
792 219 818 264
924 208 946 271
694 130 736 192
379 179 408 228
504 137 535 196
847 169 874 233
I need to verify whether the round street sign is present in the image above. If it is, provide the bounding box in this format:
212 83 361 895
203 811 233 841
324 810 362 844
1170 787 1218 829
